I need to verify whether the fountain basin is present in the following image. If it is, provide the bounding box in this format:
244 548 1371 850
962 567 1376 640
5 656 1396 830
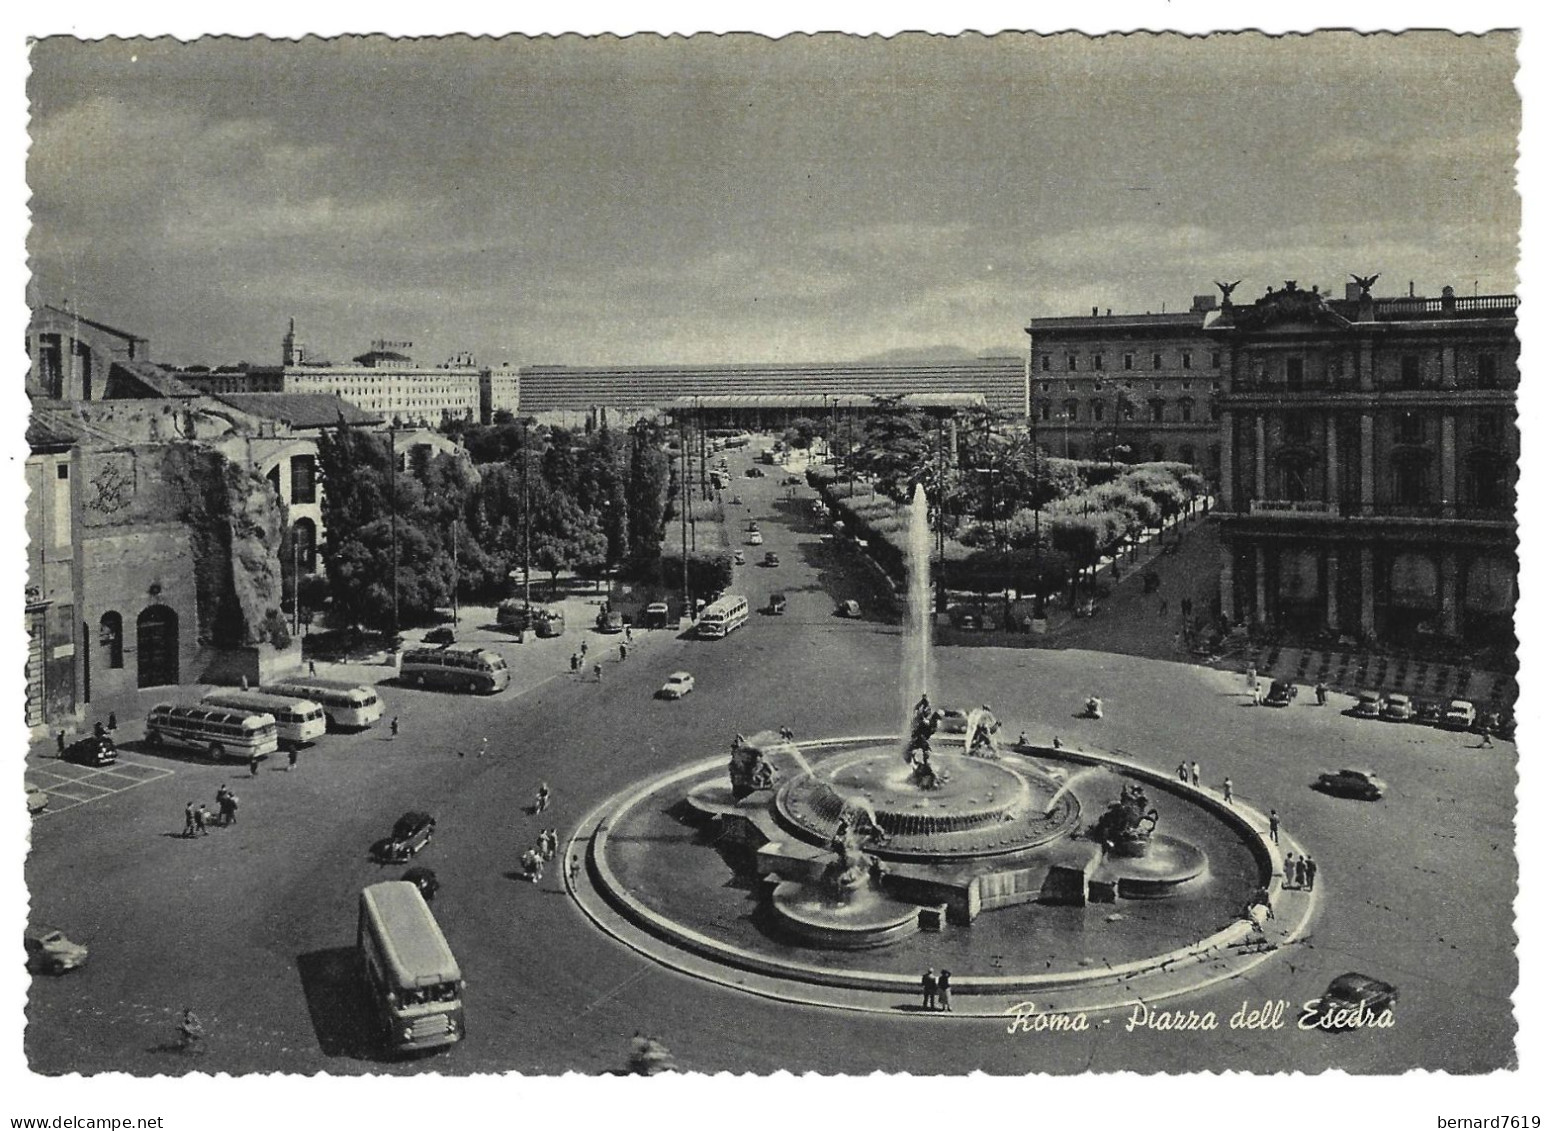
1094 834 1209 898
769 881 925 949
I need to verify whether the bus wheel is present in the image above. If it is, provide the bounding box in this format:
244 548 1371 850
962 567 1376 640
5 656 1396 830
146 729 162 747
209 742 225 762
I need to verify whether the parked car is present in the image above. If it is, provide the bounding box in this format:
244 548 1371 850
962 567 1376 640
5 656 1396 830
1415 700 1444 726
422 626 457 645
837 599 862 618
768 593 787 615
763 552 780 567
26 786 49 815
401 866 440 901
937 708 970 734
658 671 695 700
1263 680 1298 707
1351 690 1382 719
1380 693 1414 722
745 520 760 533
370 811 436 863
25 925 88 975
1442 699 1478 730
643 601 671 629
596 610 625 634
745 467 765 478
1313 973 1398 1030
747 531 765 546
1313 768 1387 801
782 475 802 486
950 607 983 630
61 734 117 767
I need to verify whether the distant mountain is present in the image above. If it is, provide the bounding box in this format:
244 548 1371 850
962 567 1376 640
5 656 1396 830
857 344 1024 363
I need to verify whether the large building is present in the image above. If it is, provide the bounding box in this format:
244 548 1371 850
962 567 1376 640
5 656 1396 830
1209 278 1517 654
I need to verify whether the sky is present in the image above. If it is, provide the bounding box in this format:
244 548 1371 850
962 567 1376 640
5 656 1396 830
27 33 1521 369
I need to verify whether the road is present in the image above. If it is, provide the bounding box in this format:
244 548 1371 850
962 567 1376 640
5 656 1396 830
23 440 1517 1075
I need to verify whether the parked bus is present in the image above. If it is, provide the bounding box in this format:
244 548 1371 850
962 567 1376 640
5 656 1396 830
400 646 511 693
263 677 384 730
698 595 750 639
496 601 565 638
202 688 327 748
357 881 464 1054
144 702 280 762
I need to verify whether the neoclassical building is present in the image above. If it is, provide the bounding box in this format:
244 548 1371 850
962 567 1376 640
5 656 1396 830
1209 279 1517 653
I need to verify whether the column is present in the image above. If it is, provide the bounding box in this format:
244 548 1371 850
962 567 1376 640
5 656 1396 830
1325 411 1340 504
1358 340 1375 391
1219 543 1236 625
1441 345 1457 390
1359 412 1375 514
1440 413 1457 516
1218 410 1235 510
1253 545 1268 625
1359 546 1376 638
1253 413 1266 499
1325 548 1340 631
1439 552 1459 637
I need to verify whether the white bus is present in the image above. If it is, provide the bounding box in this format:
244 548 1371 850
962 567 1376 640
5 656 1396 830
400 646 511 694
144 702 280 762
698 595 750 639
358 881 464 1054
263 678 384 730
202 689 327 748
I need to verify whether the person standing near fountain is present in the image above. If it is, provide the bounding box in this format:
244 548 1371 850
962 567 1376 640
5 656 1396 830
921 968 938 1011
1191 761 1201 787
1222 777 1234 804
937 969 953 1012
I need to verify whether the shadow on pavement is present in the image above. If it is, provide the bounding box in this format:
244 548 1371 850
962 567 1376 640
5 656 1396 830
296 946 382 1061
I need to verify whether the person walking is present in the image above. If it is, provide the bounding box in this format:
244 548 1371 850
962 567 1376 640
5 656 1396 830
56 731 65 756
193 805 209 836
108 712 118 732
390 716 400 739
1293 855 1307 888
625 626 633 645
1284 851 1297 888
536 782 550 814
568 854 581 885
1478 723 1495 749
579 639 588 659
287 747 299 772
593 662 603 683
1222 777 1233 804
1251 678 1262 706
1268 809 1280 844
225 793 239 826
1315 681 1328 706
570 652 580 673
1177 762 1189 782
619 641 628 662
248 752 260 778
183 801 197 838
921 968 938 1011
240 674 249 690
1190 761 1201 787
937 969 953 1013
1304 856 1317 890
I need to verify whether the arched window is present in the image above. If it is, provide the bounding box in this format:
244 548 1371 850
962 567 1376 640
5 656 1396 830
292 517 318 572
1178 398 1194 423
1091 400 1106 422
99 611 124 669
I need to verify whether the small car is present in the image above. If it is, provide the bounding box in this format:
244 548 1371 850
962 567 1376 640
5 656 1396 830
745 467 765 478
1415 700 1444 726
370 811 436 863
643 601 670 629
782 475 802 486
768 593 787 615
1380 693 1414 722
26 786 49 815
422 626 457 645
658 671 695 699
1313 768 1386 801
951 607 983 630
1312 973 1398 1030
746 520 760 533
763 552 780 567
1351 690 1382 719
61 734 117 767
1264 680 1298 707
837 599 862 618
1442 699 1478 730
747 531 764 546
25 925 88 975
596 610 625 634
401 866 440 901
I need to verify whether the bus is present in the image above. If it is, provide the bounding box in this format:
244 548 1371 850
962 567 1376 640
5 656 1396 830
202 688 328 748
144 702 280 762
357 881 464 1054
400 646 511 694
698 595 750 639
496 601 565 639
263 678 384 730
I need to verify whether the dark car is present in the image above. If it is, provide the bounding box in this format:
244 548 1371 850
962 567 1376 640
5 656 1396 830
422 626 457 645
1264 680 1298 707
1415 700 1444 726
1311 973 1398 1031
1313 768 1386 801
768 593 787 615
401 866 440 901
596 610 625 634
744 467 765 478
370 811 436 863
950 607 983 630
763 552 780 567
782 475 802 486
25 925 88 975
837 599 862 618
62 734 117 767
642 601 671 629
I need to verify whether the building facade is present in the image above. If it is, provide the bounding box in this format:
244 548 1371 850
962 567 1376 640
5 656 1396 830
1210 280 1517 653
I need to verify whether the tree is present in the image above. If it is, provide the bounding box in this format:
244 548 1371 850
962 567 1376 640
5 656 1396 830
626 423 671 566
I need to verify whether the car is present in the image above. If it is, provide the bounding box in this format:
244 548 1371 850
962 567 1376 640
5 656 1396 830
1264 680 1298 707
658 671 695 700
1311 973 1398 1031
1313 768 1387 801
26 786 49 815
370 811 436 863
25 925 88 975
422 626 457 645
1380 692 1414 722
733 550 746 565
596 610 625 634
61 734 117 767
1442 699 1478 730
747 531 764 546
401 866 440 901
1351 690 1382 719
1415 700 1444 726
837 599 862 618
782 475 802 486
768 593 787 615
937 708 970 734
643 601 671 629
950 607 983 630
744 467 765 478
746 520 760 533
763 552 780 567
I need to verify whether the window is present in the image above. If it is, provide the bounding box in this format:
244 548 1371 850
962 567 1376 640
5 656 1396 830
1149 399 1166 423
1400 355 1421 390
1181 351 1192 370
1121 398 1136 422
1478 353 1498 388
1092 353 1105 371
1092 400 1106 422
1178 398 1194 423
1123 353 1134 370
1152 353 1163 370
1180 444 1196 465
1038 402 1052 422
1285 414 1312 444
1282 456 1313 501
1286 357 1304 391
56 464 69 480
1393 456 1430 506
290 455 316 505
1067 354 1078 372
1211 351 1222 369
1064 399 1080 421
1040 382 1051 393
1040 355 1051 372
99 611 124 669
1398 411 1425 445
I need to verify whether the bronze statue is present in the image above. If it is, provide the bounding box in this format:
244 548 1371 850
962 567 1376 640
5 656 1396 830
1350 272 1381 297
1214 279 1242 306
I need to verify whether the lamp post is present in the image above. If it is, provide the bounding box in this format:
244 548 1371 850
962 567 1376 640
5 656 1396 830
519 417 533 608
389 424 399 644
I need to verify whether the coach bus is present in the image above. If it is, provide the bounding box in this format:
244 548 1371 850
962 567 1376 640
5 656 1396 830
144 702 280 762
357 881 464 1054
202 688 327 748
263 678 384 730
697 595 750 639
400 646 511 694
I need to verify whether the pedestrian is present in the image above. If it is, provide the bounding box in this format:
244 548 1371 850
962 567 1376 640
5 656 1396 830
1304 856 1317 890
921 968 938 1011
568 854 580 885
1315 681 1328 706
1284 852 1297 888
240 674 249 690
1293 855 1307 888
390 716 400 739
226 794 239 825
1268 809 1280 844
184 801 196 838
1251 678 1262 706
1245 666 1257 695
937 969 953 1013
1190 761 1201 787
625 626 633 644
107 711 117 732
249 752 260 777
580 640 588 658
1222 777 1233 804
1177 762 1188 782
536 834 551 861
593 662 602 682
619 642 628 662
56 731 65 756
479 736 490 758
1052 736 1063 750
536 782 550 813
1479 723 1495 749
194 805 209 836
287 747 299 771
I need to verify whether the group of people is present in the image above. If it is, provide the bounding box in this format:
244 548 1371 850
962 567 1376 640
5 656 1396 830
1283 852 1318 890
182 784 240 836
521 827 561 883
1174 761 1203 787
920 967 954 1012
